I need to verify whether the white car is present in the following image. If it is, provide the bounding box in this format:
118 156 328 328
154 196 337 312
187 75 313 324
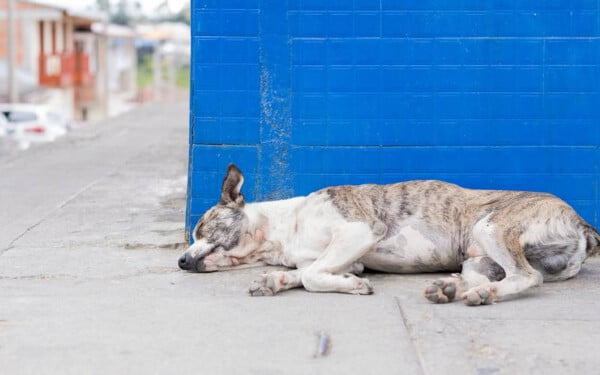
0 113 7 137
0 104 70 150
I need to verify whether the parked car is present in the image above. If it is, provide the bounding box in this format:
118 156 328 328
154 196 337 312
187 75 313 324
0 113 7 138
0 104 71 149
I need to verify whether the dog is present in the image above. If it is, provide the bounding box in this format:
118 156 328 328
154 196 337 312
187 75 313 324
179 164 600 306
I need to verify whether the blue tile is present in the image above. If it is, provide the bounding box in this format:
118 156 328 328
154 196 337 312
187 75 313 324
292 11 328 37
327 39 354 65
353 93 380 118
328 120 381 145
191 145 259 173
377 146 597 174
292 93 327 119
194 92 220 117
354 39 381 64
327 94 355 119
354 67 381 91
292 39 327 65
354 12 380 37
194 38 221 63
292 66 327 92
381 39 435 65
221 10 259 36
545 66 600 92
545 93 600 119
194 64 221 89
220 64 260 90
382 67 435 91
220 38 259 63
327 12 354 37
353 0 381 10
545 39 600 64
328 67 354 92
193 117 260 144
194 10 220 35
547 120 600 145
194 0 259 9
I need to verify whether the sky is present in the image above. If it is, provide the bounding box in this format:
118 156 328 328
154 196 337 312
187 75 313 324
33 0 189 14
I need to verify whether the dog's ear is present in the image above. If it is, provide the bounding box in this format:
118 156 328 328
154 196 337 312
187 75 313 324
220 164 245 207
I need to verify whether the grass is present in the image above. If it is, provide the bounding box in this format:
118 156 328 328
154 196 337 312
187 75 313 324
137 55 190 90
176 66 190 89
137 55 154 88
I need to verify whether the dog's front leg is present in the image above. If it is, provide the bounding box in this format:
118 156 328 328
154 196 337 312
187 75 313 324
301 221 377 295
248 269 303 296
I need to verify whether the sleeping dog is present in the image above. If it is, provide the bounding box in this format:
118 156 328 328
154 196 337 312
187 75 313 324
179 164 600 306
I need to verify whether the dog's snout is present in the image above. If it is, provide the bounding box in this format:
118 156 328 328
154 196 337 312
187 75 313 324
178 253 194 270
178 253 206 272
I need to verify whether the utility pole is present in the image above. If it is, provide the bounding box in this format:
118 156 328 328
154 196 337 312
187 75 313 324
7 0 19 102
101 0 110 117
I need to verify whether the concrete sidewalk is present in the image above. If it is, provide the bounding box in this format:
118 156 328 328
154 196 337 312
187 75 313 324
0 102 599 375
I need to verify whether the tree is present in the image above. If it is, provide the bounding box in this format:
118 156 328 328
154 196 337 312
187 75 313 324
95 0 110 12
111 0 130 26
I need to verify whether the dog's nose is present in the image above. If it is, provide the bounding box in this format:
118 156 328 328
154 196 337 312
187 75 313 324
179 253 206 272
178 253 193 270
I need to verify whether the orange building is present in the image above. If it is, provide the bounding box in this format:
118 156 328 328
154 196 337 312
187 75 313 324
0 0 105 120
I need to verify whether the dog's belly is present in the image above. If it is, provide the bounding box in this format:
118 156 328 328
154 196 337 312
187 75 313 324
360 225 460 273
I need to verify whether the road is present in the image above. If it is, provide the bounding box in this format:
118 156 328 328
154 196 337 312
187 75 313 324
0 102 599 374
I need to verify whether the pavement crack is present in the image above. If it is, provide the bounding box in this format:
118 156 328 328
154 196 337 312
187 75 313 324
0 274 78 280
113 267 180 280
395 297 428 375
0 177 104 257
124 241 188 250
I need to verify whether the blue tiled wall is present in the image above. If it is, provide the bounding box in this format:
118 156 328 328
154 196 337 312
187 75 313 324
187 0 600 238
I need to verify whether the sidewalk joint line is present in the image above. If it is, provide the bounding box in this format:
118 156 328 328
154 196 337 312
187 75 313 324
0 178 104 257
395 296 428 375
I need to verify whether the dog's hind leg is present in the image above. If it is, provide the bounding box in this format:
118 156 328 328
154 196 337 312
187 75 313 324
424 256 506 303
248 269 303 296
462 257 542 306
461 218 543 306
300 221 378 295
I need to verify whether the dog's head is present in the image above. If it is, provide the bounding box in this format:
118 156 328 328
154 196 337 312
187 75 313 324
179 164 264 272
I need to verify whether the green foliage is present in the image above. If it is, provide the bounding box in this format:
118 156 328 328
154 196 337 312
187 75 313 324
137 55 190 90
137 55 153 88
111 0 130 25
176 66 190 89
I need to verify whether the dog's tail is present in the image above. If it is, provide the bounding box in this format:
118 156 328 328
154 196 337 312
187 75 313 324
582 222 600 256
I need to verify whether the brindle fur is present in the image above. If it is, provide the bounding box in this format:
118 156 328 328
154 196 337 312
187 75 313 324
325 181 597 275
194 206 244 251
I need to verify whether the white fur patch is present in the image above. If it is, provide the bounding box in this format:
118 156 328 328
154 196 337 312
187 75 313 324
472 214 517 273
186 238 215 259
399 226 436 254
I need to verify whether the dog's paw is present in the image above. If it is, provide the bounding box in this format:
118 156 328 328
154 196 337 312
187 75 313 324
248 278 275 296
248 284 274 296
462 285 496 306
248 275 279 297
424 279 457 304
350 277 374 295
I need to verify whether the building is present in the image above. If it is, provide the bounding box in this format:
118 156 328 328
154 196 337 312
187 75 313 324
0 0 114 121
90 22 138 118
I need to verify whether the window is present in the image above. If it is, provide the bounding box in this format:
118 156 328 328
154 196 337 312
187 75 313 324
6 111 38 123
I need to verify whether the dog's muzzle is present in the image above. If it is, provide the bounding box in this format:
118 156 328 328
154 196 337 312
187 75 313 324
178 253 206 272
